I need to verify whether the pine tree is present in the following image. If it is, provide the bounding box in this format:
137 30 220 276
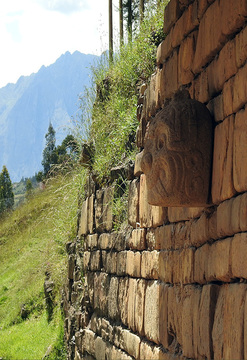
42 123 57 176
0 166 14 213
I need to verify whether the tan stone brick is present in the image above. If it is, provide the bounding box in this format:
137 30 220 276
231 194 242 234
157 32 173 65
121 329 141 359
197 0 210 20
190 213 209 247
212 284 227 359
118 277 129 326
162 50 178 99
208 209 218 240
159 283 170 349
194 243 210 284
88 194 94 234
140 341 173 360
193 0 226 74
244 291 247 359
168 206 204 223
155 224 174 250
167 285 183 346
78 198 88 237
174 221 191 249
212 116 236 204
217 198 234 237
171 2 198 48
95 337 106 360
128 179 140 228
144 280 160 344
234 107 247 193
207 94 224 123
164 0 182 34
134 151 143 178
146 73 157 118
141 251 159 279
82 329 97 356
127 278 138 332
95 189 104 232
171 250 180 284
206 238 232 282
98 233 113 250
233 63 247 113
221 0 247 38
239 192 247 231
105 251 117 274
135 279 146 336
116 251 127 276
126 251 141 277
158 250 173 283
236 25 247 68
193 69 210 103
93 273 110 316
197 284 219 359
127 228 146 250
86 234 98 250
178 31 197 85
181 248 195 284
223 77 234 117
108 276 119 320
139 174 167 228
231 233 247 279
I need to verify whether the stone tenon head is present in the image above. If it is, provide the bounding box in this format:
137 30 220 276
141 89 213 207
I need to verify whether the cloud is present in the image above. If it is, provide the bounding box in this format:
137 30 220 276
6 20 22 42
36 0 90 14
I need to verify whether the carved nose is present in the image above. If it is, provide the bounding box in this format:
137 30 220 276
141 152 153 174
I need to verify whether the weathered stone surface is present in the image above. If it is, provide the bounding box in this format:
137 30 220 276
168 206 204 223
95 337 106 360
231 233 247 279
141 90 213 207
236 25 247 68
233 62 247 113
128 179 140 228
135 279 146 336
234 107 247 193
127 228 146 250
190 212 209 247
95 190 104 232
194 243 210 284
141 251 159 279
82 329 97 357
116 251 127 276
88 194 94 234
212 116 236 204
118 277 129 326
223 77 234 118
139 174 167 228
121 329 141 359
108 277 119 320
98 233 114 250
127 278 138 332
163 0 182 34
134 151 144 177
103 186 113 232
144 281 160 344
155 224 174 250
126 251 141 277
78 198 88 237
85 234 98 250
178 31 197 85
206 238 232 282
159 250 173 283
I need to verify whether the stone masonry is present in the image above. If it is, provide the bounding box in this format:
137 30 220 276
63 0 247 359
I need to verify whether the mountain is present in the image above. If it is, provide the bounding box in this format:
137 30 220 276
0 51 98 182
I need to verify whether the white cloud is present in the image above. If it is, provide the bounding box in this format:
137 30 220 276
36 0 90 14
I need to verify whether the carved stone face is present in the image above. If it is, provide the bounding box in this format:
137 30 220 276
141 90 213 207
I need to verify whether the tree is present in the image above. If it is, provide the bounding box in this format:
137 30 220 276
25 178 33 198
42 123 57 176
0 166 14 214
119 0 124 46
109 0 113 62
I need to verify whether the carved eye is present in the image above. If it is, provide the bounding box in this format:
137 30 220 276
157 134 166 151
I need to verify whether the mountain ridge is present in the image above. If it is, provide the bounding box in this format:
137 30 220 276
0 51 98 182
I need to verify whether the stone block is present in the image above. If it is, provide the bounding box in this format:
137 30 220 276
88 194 94 234
167 285 183 347
128 179 140 228
114 231 126 251
121 329 141 359
231 233 247 279
207 94 224 123
108 276 119 320
181 248 195 284
127 228 146 250
95 189 104 232
206 238 232 282
171 2 198 48
86 234 98 250
82 329 97 356
231 194 242 234
173 221 191 250
221 0 247 38
194 243 210 284
116 251 127 276
212 116 236 204
141 251 159 279
140 341 172 360
68 254 75 279
103 186 113 232
223 77 234 118
118 277 129 326
78 198 88 237
197 284 219 359
194 69 210 103
236 25 247 68
163 0 182 34
213 283 247 359
146 228 159 250
126 251 141 277
127 278 138 332
208 209 218 240
234 107 247 193
162 49 178 99
98 233 114 250
105 251 117 274
93 273 110 316
239 192 247 231
159 283 170 349
89 251 101 272
139 174 167 228
146 73 157 118
168 206 204 223
233 62 247 113
83 252 90 273
156 32 173 65
178 31 197 85
135 279 146 336
159 250 173 283
95 337 106 360
190 212 209 247
216 198 234 238
134 151 143 177
155 224 174 250
144 280 160 344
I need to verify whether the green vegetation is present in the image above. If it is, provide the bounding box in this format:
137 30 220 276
0 169 85 359
0 166 14 215
80 0 167 184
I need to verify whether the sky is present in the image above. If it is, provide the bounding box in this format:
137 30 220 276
0 0 119 88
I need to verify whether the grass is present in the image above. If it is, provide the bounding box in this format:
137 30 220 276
0 167 86 359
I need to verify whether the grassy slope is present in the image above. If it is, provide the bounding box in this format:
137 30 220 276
0 169 84 360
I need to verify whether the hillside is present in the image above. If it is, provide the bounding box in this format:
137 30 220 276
0 51 98 182
0 168 85 359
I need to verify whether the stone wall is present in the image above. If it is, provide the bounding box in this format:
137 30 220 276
63 0 247 359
